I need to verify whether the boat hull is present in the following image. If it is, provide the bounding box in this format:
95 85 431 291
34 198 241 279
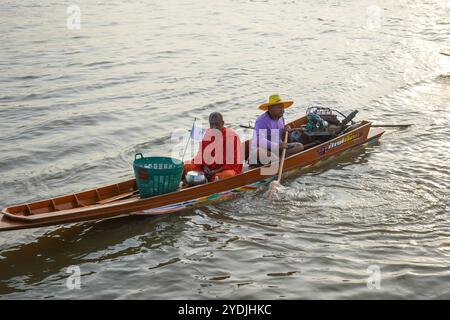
0 121 384 232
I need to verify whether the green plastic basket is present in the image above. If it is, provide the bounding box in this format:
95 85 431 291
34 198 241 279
133 153 184 199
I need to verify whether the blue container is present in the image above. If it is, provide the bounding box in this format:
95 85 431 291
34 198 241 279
133 153 184 198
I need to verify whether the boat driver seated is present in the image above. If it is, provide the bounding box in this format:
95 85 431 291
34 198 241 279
249 94 304 166
183 112 243 182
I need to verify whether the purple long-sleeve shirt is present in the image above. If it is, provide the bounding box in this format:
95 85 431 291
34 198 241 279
251 112 285 152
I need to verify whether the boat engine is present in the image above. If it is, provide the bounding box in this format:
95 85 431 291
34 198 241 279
299 106 359 142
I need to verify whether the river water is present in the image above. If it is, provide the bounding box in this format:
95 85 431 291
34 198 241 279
0 0 449 299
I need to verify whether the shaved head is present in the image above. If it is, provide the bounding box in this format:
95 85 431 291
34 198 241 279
209 112 224 130
209 112 223 123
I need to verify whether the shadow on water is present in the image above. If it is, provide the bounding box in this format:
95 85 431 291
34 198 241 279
0 210 196 294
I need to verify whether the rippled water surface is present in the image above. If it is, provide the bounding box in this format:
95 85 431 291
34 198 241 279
0 0 449 299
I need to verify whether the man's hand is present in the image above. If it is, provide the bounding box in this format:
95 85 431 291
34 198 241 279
280 142 289 149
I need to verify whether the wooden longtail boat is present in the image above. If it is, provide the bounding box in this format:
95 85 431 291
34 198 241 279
0 116 384 232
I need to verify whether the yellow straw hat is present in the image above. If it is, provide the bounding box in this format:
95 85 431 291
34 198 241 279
259 94 294 111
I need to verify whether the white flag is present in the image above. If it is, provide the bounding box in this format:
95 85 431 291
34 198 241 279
190 125 206 141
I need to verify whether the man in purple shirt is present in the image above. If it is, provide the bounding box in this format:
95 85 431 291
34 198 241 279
250 94 304 165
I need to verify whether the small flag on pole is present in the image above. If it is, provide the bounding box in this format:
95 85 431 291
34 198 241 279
190 125 206 141
182 118 205 161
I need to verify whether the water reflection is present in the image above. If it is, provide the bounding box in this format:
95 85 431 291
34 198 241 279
0 211 195 293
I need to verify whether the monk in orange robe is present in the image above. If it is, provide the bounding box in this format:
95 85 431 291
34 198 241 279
184 112 243 182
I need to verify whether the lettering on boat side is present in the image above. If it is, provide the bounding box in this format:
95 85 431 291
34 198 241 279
178 304 272 317
317 132 361 156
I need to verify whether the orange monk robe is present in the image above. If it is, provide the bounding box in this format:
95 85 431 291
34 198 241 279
184 127 243 181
